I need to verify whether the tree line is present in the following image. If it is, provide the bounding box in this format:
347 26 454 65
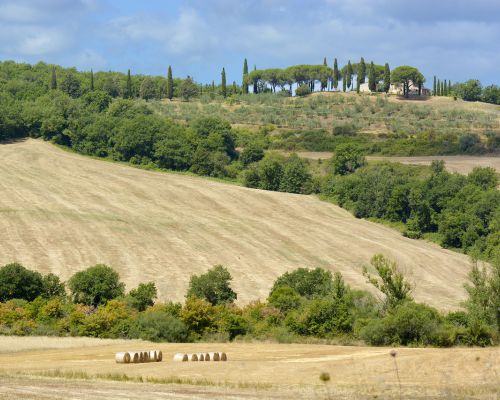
0 257 498 346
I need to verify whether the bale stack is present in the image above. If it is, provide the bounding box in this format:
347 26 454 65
115 350 162 364
173 351 227 362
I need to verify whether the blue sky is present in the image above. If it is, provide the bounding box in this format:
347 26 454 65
1 0 499 86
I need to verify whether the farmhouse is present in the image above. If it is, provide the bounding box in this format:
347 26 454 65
358 81 431 95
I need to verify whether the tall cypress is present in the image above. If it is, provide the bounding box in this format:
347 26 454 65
383 63 390 93
323 56 327 66
356 72 361 93
333 58 339 90
433 76 436 96
441 80 445 96
221 67 227 98
346 61 353 90
126 69 132 99
359 57 366 84
342 70 347 92
368 61 376 91
90 69 94 91
253 65 257 94
443 80 447 96
242 58 249 94
166 66 173 100
437 79 441 96
448 80 452 95
51 66 57 90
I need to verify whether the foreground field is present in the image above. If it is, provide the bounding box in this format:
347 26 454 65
0 337 498 399
0 139 477 309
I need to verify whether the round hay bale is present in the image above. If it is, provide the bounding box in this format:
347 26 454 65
156 350 163 362
187 353 198 361
204 353 210 361
208 352 220 361
149 350 157 362
115 352 131 364
129 351 140 363
197 353 205 361
173 353 188 362
143 351 150 362
138 351 145 363
219 352 227 361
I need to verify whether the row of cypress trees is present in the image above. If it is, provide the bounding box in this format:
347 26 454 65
433 76 452 96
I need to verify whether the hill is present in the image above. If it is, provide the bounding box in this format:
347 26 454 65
0 139 475 309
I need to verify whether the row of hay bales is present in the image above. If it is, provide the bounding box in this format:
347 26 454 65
115 350 163 364
173 352 227 362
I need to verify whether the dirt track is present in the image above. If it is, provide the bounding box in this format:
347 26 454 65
0 139 477 309
0 337 498 399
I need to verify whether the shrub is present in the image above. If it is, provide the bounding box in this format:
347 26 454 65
268 286 302 314
240 144 264 166
130 310 189 342
127 282 157 311
331 143 366 175
68 264 125 307
295 84 311 97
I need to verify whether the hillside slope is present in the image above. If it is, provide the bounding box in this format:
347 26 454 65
0 139 474 309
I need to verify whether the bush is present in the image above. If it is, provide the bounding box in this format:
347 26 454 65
130 310 189 342
127 282 157 311
68 264 125 307
240 144 264 166
295 84 311 97
0 263 43 302
268 286 302 314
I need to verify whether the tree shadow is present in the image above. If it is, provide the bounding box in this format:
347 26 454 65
0 137 29 145
395 95 431 102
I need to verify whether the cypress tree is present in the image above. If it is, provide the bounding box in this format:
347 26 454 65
242 58 249 94
232 81 237 94
90 69 94 91
342 70 347 92
383 63 390 93
441 80 444 96
333 58 339 90
221 67 227 98
359 57 366 84
346 61 353 90
437 79 441 96
356 72 361 93
51 66 57 90
126 69 132 99
443 80 447 96
166 66 173 100
433 76 436 95
368 62 376 92
323 56 327 66
448 80 452 95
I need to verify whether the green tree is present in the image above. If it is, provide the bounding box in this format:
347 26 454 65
186 265 237 305
221 67 227 98
333 58 339 90
437 79 441 96
346 61 353 89
443 80 448 96
270 268 334 299
127 282 157 311
240 143 264 166
60 72 81 98
295 84 311 96
90 69 94 91
363 254 413 309
140 77 157 100
41 273 66 298
166 66 173 100
368 61 376 92
68 264 125 307
279 154 311 194
125 69 132 99
342 70 347 92
51 66 57 90
331 143 366 175
103 75 120 97
358 57 366 83
391 66 425 98
383 63 391 93
178 76 198 101
242 58 249 94
454 79 482 101
0 263 43 301
433 76 437 95
131 310 188 342
268 286 302 314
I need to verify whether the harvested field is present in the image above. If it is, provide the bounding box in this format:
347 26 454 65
293 151 500 175
0 337 498 399
0 139 477 309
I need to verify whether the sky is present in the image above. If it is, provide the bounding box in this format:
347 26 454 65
0 0 499 86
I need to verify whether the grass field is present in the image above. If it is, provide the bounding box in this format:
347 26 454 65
0 336 498 399
0 138 479 309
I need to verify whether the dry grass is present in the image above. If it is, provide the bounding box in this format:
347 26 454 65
0 139 478 309
0 337 498 399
